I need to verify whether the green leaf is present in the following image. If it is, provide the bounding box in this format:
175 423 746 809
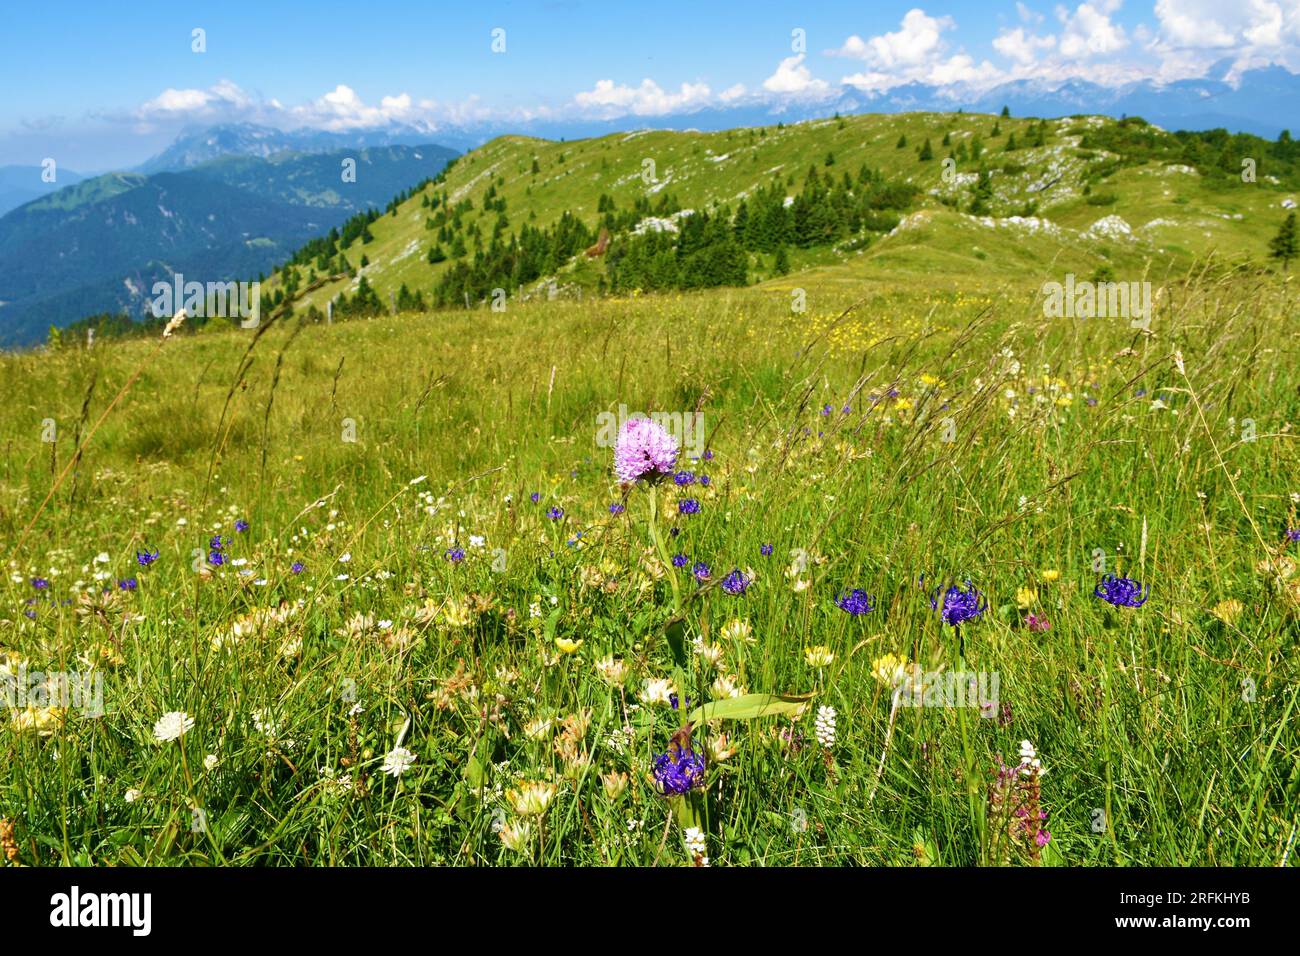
686 692 814 726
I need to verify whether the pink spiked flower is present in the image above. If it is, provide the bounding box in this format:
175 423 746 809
614 417 679 485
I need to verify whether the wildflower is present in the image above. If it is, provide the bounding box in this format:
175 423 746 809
498 820 533 852
692 562 711 582
161 309 187 339
547 507 565 521
760 543 774 557
595 656 630 686
445 547 465 562
835 588 876 616
720 568 751 595
136 549 159 567
530 492 541 503
31 577 49 589
678 498 700 516
814 705 837 749
290 561 304 574
601 771 630 800
1026 612 1051 632
508 781 557 816
124 788 142 803
153 711 194 743
805 645 834 668
673 470 695 486
722 621 754 642
711 675 743 698
1287 529 1300 543
683 826 709 866
652 745 707 795
614 417 680 484
1040 568 1060 583
707 732 737 764
872 653 909 688
381 746 416 778
641 678 674 706
1015 587 1036 609
609 502 625 515
117 578 137 591
929 580 987 625
555 636 583 654
1093 574 1148 608
1209 598 1243 626
672 553 689 568
234 519 249 533
203 754 219 772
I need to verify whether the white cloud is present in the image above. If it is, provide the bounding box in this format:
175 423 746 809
1057 1 1129 59
1017 2 1046 24
139 79 252 117
993 27 1057 64
834 8 1004 91
761 54 831 95
718 83 747 102
573 78 712 115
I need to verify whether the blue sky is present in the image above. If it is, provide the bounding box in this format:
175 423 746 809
2 0 1297 168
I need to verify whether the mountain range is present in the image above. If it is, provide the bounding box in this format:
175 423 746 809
0 143 457 347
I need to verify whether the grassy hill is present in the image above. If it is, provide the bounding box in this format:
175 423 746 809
258 111 1298 320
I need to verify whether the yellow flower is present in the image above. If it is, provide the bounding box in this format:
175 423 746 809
1209 599 1243 626
11 705 64 736
804 645 834 668
872 653 908 688
442 598 471 628
600 771 629 800
1015 587 1037 609
507 781 557 816
555 637 583 654
1040 569 1061 583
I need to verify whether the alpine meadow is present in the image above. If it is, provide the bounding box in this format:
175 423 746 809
2 6 1300 877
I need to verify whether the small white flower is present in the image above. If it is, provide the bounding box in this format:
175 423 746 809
94 552 110 564
153 711 193 743
814 705 837 749
203 754 219 772
339 552 351 563
683 826 707 858
124 788 142 803
381 746 416 777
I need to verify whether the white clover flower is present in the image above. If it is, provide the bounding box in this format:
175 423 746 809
124 788 142 803
684 826 707 858
640 677 674 706
381 746 416 778
153 711 193 743
203 754 219 772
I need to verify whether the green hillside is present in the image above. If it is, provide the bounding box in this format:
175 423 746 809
257 111 1299 320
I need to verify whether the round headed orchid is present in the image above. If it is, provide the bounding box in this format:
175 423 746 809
614 417 679 485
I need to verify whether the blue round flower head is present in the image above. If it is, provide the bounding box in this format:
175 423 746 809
290 562 305 574
31 577 50 590
760 543 774 557
609 502 625 515
1093 574 1148 608
692 562 711 582
672 553 689 568
652 746 706 795
234 519 249 533
721 569 751 596
929 580 986 626
136 549 159 567
673 470 695 486
547 507 563 520
836 588 876 616
530 492 540 503
446 547 465 563
678 498 700 516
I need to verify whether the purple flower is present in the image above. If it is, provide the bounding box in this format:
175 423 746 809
692 562 711 582
929 580 987 626
1286 529 1300 543
1026 612 1051 632
31 577 50 590
117 578 138 591
208 550 225 567
209 535 227 551
446 547 465 563
760 543 774 557
836 588 876 616
547 507 564 520
136 549 159 567
614 417 679 484
678 498 700 516
672 554 689 568
234 519 249 533
530 492 541 503
721 569 751 596
1093 574 1148 608
673 470 695 486
699 475 710 487
609 502 625 515
702 450 714 461
290 562 304 574
652 746 706 795
821 404 833 416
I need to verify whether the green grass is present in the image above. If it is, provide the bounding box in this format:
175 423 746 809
1 249 1298 865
